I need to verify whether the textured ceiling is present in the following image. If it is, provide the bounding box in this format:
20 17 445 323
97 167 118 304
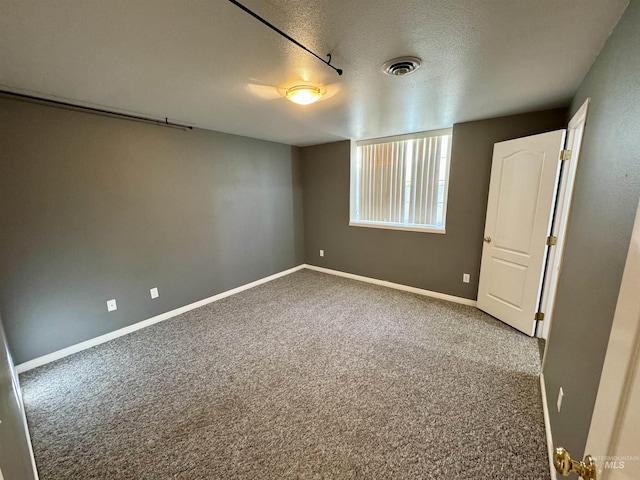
0 0 629 146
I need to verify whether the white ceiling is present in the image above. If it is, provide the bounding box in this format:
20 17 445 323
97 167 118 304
0 0 629 146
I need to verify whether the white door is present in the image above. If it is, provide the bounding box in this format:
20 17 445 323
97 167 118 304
477 130 566 336
579 199 640 479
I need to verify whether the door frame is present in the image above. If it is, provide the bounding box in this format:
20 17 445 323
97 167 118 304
537 99 590 340
0 319 39 479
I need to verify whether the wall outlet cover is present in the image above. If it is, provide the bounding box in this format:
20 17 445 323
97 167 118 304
107 299 117 312
463 273 470 283
557 387 564 413
150 287 159 299
320 250 324 257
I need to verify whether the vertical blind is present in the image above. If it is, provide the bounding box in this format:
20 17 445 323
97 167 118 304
354 132 450 229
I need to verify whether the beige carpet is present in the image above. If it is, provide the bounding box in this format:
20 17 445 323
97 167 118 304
20 270 549 479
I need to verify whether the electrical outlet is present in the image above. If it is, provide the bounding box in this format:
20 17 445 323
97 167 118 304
150 287 159 299
557 387 564 412
320 249 324 257
463 273 470 283
106 299 117 312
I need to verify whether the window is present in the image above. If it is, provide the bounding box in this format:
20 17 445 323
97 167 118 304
350 128 452 233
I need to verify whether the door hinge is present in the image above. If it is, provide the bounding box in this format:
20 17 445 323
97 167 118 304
535 312 545 321
559 149 572 161
546 235 558 246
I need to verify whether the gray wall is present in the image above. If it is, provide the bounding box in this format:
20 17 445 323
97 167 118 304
301 109 567 299
0 97 304 364
543 0 640 458
0 316 37 480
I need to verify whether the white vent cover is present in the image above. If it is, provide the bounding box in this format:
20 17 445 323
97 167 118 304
381 56 422 76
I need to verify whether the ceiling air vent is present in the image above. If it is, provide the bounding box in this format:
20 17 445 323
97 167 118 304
382 56 422 76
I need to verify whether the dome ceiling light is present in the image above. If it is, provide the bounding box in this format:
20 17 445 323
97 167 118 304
382 57 422 76
285 85 324 105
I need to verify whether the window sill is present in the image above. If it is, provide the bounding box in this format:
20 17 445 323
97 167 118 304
349 221 446 234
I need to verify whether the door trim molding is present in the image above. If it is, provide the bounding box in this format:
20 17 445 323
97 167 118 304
538 98 590 341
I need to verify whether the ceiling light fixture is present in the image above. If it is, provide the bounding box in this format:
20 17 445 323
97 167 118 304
285 85 324 105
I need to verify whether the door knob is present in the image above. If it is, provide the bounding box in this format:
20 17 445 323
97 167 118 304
483 236 492 243
554 447 597 480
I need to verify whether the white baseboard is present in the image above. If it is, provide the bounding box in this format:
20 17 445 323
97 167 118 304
16 265 305 373
540 373 558 480
302 264 477 307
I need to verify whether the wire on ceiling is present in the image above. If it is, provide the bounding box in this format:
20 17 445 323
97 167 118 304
227 0 343 76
